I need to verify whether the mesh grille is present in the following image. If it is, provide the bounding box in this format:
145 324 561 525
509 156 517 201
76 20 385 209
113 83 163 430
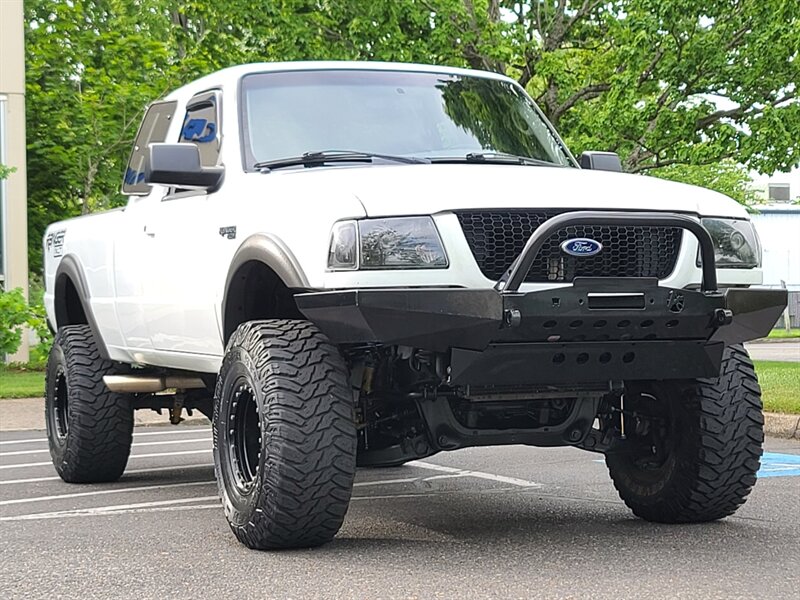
456 211 683 282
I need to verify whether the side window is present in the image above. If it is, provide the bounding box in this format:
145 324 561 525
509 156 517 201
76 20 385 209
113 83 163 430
122 101 177 195
179 90 221 167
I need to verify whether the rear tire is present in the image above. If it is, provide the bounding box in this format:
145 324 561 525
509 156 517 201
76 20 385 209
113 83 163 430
45 325 134 483
606 344 763 523
213 320 357 550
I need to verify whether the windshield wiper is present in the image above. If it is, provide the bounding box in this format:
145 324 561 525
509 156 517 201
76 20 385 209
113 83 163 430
255 150 429 171
429 152 560 167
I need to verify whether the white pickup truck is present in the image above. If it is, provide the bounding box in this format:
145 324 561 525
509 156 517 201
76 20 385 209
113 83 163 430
43 61 786 550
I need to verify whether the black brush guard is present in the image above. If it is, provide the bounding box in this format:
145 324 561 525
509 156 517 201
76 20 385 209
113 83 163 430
296 211 787 385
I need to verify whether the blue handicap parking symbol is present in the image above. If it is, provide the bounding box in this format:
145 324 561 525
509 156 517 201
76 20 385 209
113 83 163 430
758 452 800 478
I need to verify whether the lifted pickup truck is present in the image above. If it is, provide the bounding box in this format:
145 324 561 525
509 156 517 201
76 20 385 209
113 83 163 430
43 61 786 550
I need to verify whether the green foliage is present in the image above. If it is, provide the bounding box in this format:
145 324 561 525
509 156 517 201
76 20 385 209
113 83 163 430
0 164 16 180
0 286 52 357
0 288 30 356
25 0 800 270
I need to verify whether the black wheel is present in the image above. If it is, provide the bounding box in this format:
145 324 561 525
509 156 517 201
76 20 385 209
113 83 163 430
213 319 357 550
45 325 134 483
606 344 763 523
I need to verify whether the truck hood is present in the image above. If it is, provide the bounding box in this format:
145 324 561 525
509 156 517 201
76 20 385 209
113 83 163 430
275 163 749 219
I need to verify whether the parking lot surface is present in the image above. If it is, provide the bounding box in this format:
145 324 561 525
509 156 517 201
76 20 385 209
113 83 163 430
745 341 800 362
1 425 798 599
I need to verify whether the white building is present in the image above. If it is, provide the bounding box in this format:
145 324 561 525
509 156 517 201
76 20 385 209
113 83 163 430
0 0 30 362
751 204 800 292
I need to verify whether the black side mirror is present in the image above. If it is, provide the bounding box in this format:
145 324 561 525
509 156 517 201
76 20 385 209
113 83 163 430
145 143 224 190
579 151 622 172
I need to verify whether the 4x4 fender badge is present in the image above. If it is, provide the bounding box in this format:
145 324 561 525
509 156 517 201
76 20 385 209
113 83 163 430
219 226 237 240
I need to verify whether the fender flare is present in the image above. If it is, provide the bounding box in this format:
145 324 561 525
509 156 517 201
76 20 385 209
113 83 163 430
221 233 311 331
54 255 111 359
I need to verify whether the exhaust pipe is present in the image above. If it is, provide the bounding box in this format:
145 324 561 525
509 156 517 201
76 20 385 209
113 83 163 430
103 375 206 394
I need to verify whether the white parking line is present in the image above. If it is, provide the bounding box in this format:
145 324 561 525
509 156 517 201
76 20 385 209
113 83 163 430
0 480 215 506
0 486 524 522
0 496 220 521
0 463 215 486
408 460 542 488
353 472 470 488
132 428 211 437
0 449 211 470
0 461 539 522
0 437 211 457
0 427 211 446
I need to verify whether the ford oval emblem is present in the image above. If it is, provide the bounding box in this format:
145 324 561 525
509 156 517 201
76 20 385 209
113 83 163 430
561 238 603 257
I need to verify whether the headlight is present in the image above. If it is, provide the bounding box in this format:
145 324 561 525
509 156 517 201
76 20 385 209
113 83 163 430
700 218 761 268
327 217 448 270
327 221 358 270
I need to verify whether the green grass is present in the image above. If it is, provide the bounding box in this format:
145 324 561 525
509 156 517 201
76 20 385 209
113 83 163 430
1 361 797 414
754 360 800 415
0 367 45 399
767 328 800 339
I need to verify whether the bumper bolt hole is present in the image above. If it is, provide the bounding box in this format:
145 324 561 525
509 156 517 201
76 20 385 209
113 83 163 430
617 319 631 328
640 319 654 328
553 353 566 364
622 352 635 363
543 320 557 329
577 353 589 364
593 320 607 328
599 352 612 364
666 319 679 328
569 319 583 328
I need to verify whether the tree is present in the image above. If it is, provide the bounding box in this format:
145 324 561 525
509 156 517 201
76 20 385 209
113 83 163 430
24 0 799 270
0 164 15 180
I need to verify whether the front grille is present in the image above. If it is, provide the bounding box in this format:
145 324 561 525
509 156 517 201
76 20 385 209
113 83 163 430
456 211 683 282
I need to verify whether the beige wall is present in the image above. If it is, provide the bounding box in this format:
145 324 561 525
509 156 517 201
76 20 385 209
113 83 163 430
1 0 30 362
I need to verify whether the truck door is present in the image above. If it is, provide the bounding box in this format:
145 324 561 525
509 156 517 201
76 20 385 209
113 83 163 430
114 100 178 353
140 90 227 356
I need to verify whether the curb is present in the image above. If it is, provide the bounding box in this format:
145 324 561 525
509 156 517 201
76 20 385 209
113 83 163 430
751 337 800 344
0 397 210 432
764 411 800 440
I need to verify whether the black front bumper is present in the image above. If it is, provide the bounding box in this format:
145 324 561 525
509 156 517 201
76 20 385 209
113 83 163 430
296 211 787 385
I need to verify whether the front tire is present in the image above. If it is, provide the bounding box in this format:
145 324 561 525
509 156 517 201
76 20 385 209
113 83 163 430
45 325 134 483
213 320 357 550
606 344 763 523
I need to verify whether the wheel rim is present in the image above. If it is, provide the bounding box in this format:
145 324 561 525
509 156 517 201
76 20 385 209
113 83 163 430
618 390 676 483
228 379 262 493
53 367 69 439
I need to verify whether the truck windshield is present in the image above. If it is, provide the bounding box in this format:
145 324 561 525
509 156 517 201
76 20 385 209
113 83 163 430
240 69 574 169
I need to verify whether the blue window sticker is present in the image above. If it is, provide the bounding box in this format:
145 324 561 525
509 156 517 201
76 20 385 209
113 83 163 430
182 118 216 143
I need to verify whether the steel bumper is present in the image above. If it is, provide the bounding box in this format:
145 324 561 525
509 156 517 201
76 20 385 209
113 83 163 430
296 283 785 384
296 211 787 385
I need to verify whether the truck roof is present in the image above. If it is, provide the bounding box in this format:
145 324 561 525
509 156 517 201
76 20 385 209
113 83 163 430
164 60 515 101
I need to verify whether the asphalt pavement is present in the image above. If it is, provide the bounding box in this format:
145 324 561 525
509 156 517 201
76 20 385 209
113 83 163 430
1 424 798 599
